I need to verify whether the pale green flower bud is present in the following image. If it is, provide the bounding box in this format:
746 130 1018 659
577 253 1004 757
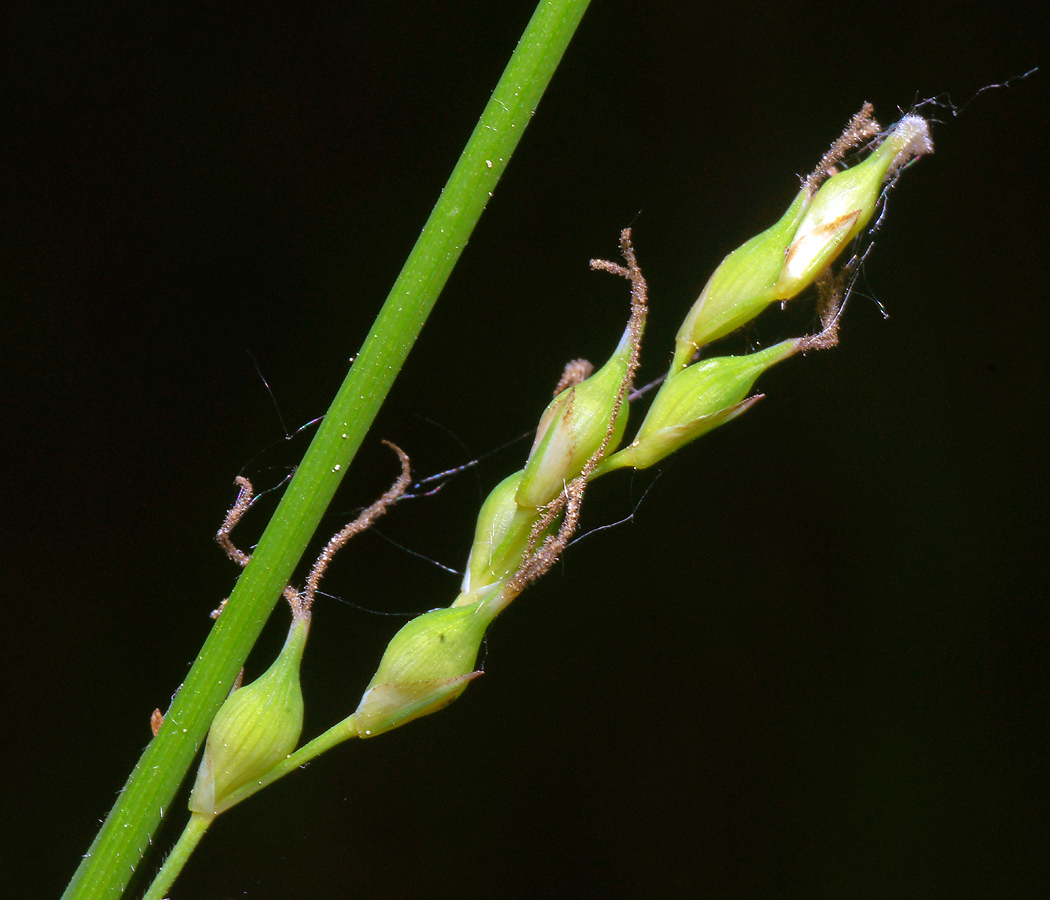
774 115 932 298
353 597 498 738
516 326 632 509
598 339 798 472
189 617 308 816
461 471 536 597
674 115 931 363
673 190 810 369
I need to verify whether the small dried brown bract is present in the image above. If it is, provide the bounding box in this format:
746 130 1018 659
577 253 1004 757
554 358 594 396
150 709 164 737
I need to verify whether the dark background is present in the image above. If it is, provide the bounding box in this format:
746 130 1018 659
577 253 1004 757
4 2 1047 898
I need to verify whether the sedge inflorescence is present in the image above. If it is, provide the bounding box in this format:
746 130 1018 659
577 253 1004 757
182 104 931 816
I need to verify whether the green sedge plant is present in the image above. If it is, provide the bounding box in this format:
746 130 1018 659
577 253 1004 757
57 2 933 896
142 105 930 898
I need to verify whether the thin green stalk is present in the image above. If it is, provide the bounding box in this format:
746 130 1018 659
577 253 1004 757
62 3 592 898
139 814 213 900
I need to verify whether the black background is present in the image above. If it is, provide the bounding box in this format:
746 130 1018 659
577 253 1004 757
5 3 1047 898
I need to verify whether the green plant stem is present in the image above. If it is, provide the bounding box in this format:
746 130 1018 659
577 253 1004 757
140 814 213 900
61 3 592 898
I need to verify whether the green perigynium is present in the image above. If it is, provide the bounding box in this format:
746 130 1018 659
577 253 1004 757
775 114 932 298
516 323 636 509
461 471 535 597
189 615 308 816
599 339 799 472
673 113 932 370
673 190 810 367
353 596 499 737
